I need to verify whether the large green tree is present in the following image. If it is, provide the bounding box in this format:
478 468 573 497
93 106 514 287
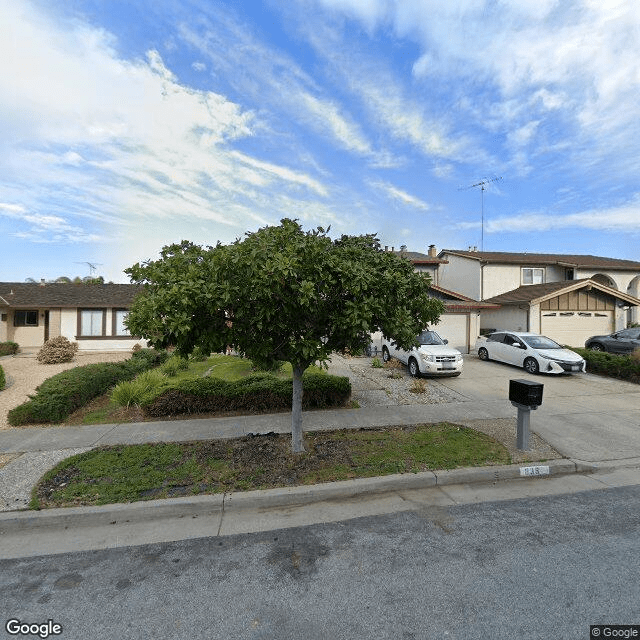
125 219 444 453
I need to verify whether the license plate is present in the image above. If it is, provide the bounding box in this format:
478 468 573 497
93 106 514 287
571 365 580 371
441 362 454 369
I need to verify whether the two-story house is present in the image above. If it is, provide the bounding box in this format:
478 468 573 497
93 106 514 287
435 250 640 347
378 246 499 353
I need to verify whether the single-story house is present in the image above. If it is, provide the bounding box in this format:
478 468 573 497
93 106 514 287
0 281 146 351
480 279 640 347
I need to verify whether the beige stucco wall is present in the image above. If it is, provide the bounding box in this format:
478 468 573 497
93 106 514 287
437 255 482 299
481 264 522 299
0 309 7 342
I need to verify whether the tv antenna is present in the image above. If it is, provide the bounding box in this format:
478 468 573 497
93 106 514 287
459 176 502 251
75 261 103 277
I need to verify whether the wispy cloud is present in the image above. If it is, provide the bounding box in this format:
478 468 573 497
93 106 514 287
484 196 640 234
368 180 430 210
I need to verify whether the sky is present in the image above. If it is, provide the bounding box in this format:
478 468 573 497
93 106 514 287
2 0 639 283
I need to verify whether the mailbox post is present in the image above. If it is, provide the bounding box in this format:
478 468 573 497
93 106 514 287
509 379 544 450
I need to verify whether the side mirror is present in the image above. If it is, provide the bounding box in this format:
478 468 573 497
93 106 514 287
512 342 522 348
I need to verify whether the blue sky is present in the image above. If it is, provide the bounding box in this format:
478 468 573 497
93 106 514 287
2 0 639 283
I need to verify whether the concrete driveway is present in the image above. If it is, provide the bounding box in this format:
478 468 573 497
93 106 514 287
434 356 640 462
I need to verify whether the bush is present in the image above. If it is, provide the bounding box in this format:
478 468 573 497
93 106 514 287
36 337 79 364
111 369 167 408
160 354 190 377
572 347 640 383
0 364 5 390
142 371 351 417
188 346 208 362
7 349 169 425
0 341 19 356
250 355 284 372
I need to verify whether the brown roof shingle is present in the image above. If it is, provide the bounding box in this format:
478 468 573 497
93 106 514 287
439 250 640 270
0 282 142 308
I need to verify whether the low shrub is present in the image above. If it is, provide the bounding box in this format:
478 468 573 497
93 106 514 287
7 349 169 425
0 341 19 356
371 357 383 368
0 364 5 390
36 337 78 364
111 370 167 408
572 347 640 383
160 355 190 377
188 346 209 362
142 371 351 417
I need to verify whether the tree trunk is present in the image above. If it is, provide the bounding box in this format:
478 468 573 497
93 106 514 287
291 364 306 453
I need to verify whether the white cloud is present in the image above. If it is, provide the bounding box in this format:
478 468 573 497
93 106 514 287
312 0 640 176
485 196 640 233
368 180 430 210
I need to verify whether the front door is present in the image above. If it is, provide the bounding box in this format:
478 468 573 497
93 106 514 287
44 310 49 342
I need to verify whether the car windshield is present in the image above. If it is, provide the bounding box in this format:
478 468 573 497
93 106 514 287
418 330 445 346
521 335 562 350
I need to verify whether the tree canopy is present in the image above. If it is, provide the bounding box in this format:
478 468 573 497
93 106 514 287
125 219 444 452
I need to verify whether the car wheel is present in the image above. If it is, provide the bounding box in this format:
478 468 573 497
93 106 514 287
477 347 489 361
523 357 540 374
382 346 391 362
408 357 420 378
589 343 604 352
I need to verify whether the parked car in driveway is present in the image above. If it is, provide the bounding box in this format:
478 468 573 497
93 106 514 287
475 331 586 374
381 330 463 377
585 328 640 354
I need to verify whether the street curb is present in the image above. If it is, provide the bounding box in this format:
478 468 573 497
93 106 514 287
0 458 586 534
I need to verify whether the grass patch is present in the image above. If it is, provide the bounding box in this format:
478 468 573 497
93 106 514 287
73 354 331 425
31 423 510 509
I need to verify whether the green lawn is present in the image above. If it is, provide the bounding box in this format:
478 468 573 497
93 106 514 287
31 423 511 509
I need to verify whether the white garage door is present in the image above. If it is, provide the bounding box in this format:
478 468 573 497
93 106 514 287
540 311 613 347
432 314 469 353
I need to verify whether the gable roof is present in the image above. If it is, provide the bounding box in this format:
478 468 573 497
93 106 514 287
0 282 142 308
484 278 640 306
438 250 640 271
430 284 500 310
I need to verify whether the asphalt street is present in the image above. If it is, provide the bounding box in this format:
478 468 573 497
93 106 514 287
1 484 638 640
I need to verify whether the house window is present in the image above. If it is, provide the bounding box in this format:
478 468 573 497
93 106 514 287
522 268 544 285
113 309 131 336
14 310 39 327
79 309 105 337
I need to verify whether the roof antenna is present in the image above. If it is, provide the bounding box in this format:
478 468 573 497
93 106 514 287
75 261 103 278
459 176 502 251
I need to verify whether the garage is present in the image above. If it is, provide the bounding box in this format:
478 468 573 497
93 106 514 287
541 310 613 347
433 313 469 353
483 279 640 349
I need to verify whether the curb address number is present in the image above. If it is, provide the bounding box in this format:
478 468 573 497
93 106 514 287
520 465 550 477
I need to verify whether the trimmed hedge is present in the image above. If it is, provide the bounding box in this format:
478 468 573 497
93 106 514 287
142 371 352 417
572 347 640 384
0 341 19 357
7 349 169 426
0 364 5 390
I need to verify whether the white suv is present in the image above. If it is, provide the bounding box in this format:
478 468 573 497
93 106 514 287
381 330 463 377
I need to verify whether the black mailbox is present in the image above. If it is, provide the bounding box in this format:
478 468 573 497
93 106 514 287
509 379 543 407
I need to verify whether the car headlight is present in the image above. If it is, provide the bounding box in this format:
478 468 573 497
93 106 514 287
455 354 463 362
421 354 435 362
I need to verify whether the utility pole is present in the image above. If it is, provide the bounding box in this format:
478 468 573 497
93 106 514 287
460 176 502 251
